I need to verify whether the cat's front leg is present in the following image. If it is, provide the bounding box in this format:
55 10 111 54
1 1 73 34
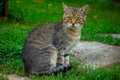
57 50 72 72
57 53 64 66
64 53 72 70
57 50 68 72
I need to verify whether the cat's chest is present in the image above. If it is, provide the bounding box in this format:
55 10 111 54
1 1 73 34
53 27 80 49
66 28 80 42
65 28 80 49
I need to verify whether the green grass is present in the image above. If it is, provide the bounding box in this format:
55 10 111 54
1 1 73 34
0 0 120 80
0 74 8 80
28 62 120 80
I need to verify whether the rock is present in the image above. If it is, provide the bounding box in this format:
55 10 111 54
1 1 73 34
70 41 120 68
99 34 120 38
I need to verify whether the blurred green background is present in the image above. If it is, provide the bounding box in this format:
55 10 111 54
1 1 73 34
0 0 120 80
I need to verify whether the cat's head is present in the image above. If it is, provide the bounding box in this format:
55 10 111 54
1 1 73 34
62 3 89 29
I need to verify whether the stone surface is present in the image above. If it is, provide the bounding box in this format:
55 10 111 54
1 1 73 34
7 74 30 80
99 34 120 38
70 41 120 68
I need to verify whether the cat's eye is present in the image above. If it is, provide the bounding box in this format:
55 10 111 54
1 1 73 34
77 17 81 20
67 17 71 20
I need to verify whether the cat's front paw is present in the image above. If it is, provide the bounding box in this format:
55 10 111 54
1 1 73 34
65 64 72 70
59 66 67 72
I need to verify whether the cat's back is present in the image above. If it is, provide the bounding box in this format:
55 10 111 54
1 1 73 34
27 23 55 43
22 21 63 55
26 21 63 43
22 23 55 57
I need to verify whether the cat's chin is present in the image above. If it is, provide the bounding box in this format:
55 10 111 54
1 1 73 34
63 23 83 28
65 26 83 31
70 26 78 29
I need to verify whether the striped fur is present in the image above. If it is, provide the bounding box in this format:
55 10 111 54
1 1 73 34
22 3 89 75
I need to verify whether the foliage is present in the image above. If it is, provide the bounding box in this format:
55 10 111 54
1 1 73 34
0 74 8 80
29 61 120 80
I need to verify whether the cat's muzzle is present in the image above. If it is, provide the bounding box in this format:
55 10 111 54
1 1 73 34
72 24 75 27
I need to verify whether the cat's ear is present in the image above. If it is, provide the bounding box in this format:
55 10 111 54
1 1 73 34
81 5 89 15
62 2 69 11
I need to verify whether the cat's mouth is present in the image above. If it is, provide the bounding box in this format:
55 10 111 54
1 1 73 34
72 25 75 27
63 23 82 29
71 25 79 29
71 24 75 27
71 26 77 29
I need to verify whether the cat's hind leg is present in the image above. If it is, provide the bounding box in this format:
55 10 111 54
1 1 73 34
50 50 58 73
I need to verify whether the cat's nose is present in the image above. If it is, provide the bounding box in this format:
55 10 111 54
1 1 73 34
72 24 75 27
72 20 76 24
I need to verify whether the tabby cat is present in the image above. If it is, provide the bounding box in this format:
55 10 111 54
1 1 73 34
22 3 89 75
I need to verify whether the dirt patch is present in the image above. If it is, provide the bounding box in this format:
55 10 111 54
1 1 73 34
7 74 30 80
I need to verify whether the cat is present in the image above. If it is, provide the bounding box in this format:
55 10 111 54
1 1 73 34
22 3 89 75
